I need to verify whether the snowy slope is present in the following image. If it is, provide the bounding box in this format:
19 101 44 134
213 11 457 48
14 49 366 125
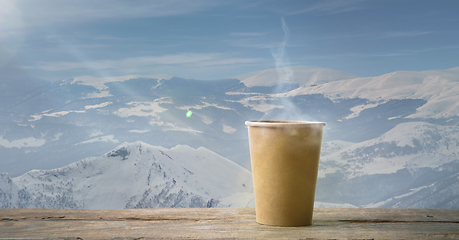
236 66 459 119
363 160 459 209
235 66 360 87
320 122 459 178
284 67 459 118
71 74 172 92
0 142 253 209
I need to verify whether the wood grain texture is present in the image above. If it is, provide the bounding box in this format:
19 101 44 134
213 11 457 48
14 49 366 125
1 208 458 239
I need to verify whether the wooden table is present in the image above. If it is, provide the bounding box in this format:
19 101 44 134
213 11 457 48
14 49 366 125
1 208 458 239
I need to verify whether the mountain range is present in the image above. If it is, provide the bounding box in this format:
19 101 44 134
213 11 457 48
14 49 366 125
1 65 458 208
0 142 254 208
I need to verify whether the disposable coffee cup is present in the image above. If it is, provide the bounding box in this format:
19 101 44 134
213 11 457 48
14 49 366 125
245 120 326 227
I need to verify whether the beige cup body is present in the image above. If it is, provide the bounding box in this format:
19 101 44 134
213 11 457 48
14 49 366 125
246 121 325 227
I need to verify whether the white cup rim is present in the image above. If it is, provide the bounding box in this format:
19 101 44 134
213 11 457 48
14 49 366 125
245 120 326 127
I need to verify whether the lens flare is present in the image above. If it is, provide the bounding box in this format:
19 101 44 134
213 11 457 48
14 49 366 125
186 110 192 117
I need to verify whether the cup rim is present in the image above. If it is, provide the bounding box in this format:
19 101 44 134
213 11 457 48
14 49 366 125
245 120 326 127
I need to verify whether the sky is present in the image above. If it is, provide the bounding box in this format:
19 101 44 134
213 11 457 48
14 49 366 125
1 0 459 81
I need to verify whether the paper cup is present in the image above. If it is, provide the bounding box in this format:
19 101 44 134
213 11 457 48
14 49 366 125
245 120 326 227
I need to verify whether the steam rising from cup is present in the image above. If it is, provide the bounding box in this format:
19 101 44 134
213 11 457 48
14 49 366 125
271 18 294 88
264 18 309 121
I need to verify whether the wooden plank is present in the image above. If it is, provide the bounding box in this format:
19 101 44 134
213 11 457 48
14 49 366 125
1 208 458 239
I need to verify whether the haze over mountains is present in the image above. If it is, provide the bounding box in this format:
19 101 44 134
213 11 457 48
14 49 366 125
1 66 458 208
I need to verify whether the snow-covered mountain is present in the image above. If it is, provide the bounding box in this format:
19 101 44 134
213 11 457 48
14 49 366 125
235 66 360 87
0 141 254 209
236 66 459 119
364 160 459 209
1 65 458 208
316 122 459 208
320 122 459 178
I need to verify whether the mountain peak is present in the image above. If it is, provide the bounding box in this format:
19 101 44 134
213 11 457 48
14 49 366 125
1 141 253 209
235 66 360 87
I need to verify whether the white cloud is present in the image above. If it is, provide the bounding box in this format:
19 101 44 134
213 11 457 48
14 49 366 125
225 39 278 49
369 46 459 58
195 57 263 67
12 0 220 27
23 53 263 72
288 0 365 15
381 31 432 39
226 30 279 49
229 32 269 37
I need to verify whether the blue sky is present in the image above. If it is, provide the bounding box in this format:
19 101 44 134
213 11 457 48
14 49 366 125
1 0 459 81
